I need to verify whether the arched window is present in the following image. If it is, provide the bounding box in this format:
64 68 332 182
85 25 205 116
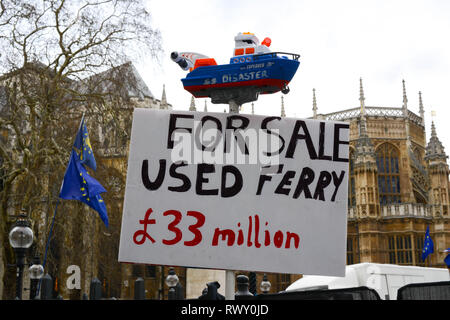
376 143 401 205
348 150 356 207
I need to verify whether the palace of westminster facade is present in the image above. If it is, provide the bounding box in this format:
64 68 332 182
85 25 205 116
1 63 449 299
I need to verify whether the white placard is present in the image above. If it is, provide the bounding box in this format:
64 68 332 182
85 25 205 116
118 108 349 276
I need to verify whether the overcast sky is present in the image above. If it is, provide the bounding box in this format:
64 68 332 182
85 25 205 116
139 0 450 152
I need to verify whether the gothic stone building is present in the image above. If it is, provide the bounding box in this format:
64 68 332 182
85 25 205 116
218 81 450 295
312 79 450 270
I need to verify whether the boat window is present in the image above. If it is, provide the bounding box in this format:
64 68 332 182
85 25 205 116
234 48 244 56
245 47 255 54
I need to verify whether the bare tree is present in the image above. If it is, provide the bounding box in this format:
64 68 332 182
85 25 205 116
0 0 162 299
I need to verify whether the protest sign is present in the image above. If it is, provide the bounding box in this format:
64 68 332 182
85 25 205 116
118 108 349 276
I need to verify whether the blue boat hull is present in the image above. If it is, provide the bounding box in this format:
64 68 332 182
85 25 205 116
182 53 300 104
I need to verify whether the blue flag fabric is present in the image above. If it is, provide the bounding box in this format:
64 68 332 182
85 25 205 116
444 248 450 268
421 226 434 261
59 150 109 227
74 118 97 171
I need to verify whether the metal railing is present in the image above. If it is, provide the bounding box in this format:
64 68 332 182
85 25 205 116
253 52 301 61
397 281 450 300
35 273 450 300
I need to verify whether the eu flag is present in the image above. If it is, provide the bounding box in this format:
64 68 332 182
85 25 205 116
421 226 434 261
74 118 97 171
444 248 450 268
59 150 109 227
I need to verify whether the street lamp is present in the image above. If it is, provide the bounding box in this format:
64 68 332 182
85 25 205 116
260 274 271 294
29 256 44 299
165 267 179 300
8 213 34 299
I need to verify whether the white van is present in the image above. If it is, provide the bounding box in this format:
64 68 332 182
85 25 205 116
286 263 450 300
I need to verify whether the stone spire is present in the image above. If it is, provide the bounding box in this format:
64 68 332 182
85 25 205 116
353 78 379 223
419 91 425 125
402 79 412 149
354 77 376 167
359 78 365 113
281 96 286 117
402 79 408 116
160 84 168 109
312 88 318 119
204 100 208 112
425 121 448 161
425 120 450 217
350 78 379 224
431 121 437 137
359 77 368 136
189 96 196 111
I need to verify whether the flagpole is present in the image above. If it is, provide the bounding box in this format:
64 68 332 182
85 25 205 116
40 199 60 270
37 112 85 297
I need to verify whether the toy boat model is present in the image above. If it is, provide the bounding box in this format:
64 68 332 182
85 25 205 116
181 52 300 105
172 32 300 105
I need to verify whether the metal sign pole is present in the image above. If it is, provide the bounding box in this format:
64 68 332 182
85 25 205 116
224 99 241 300
225 270 235 300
